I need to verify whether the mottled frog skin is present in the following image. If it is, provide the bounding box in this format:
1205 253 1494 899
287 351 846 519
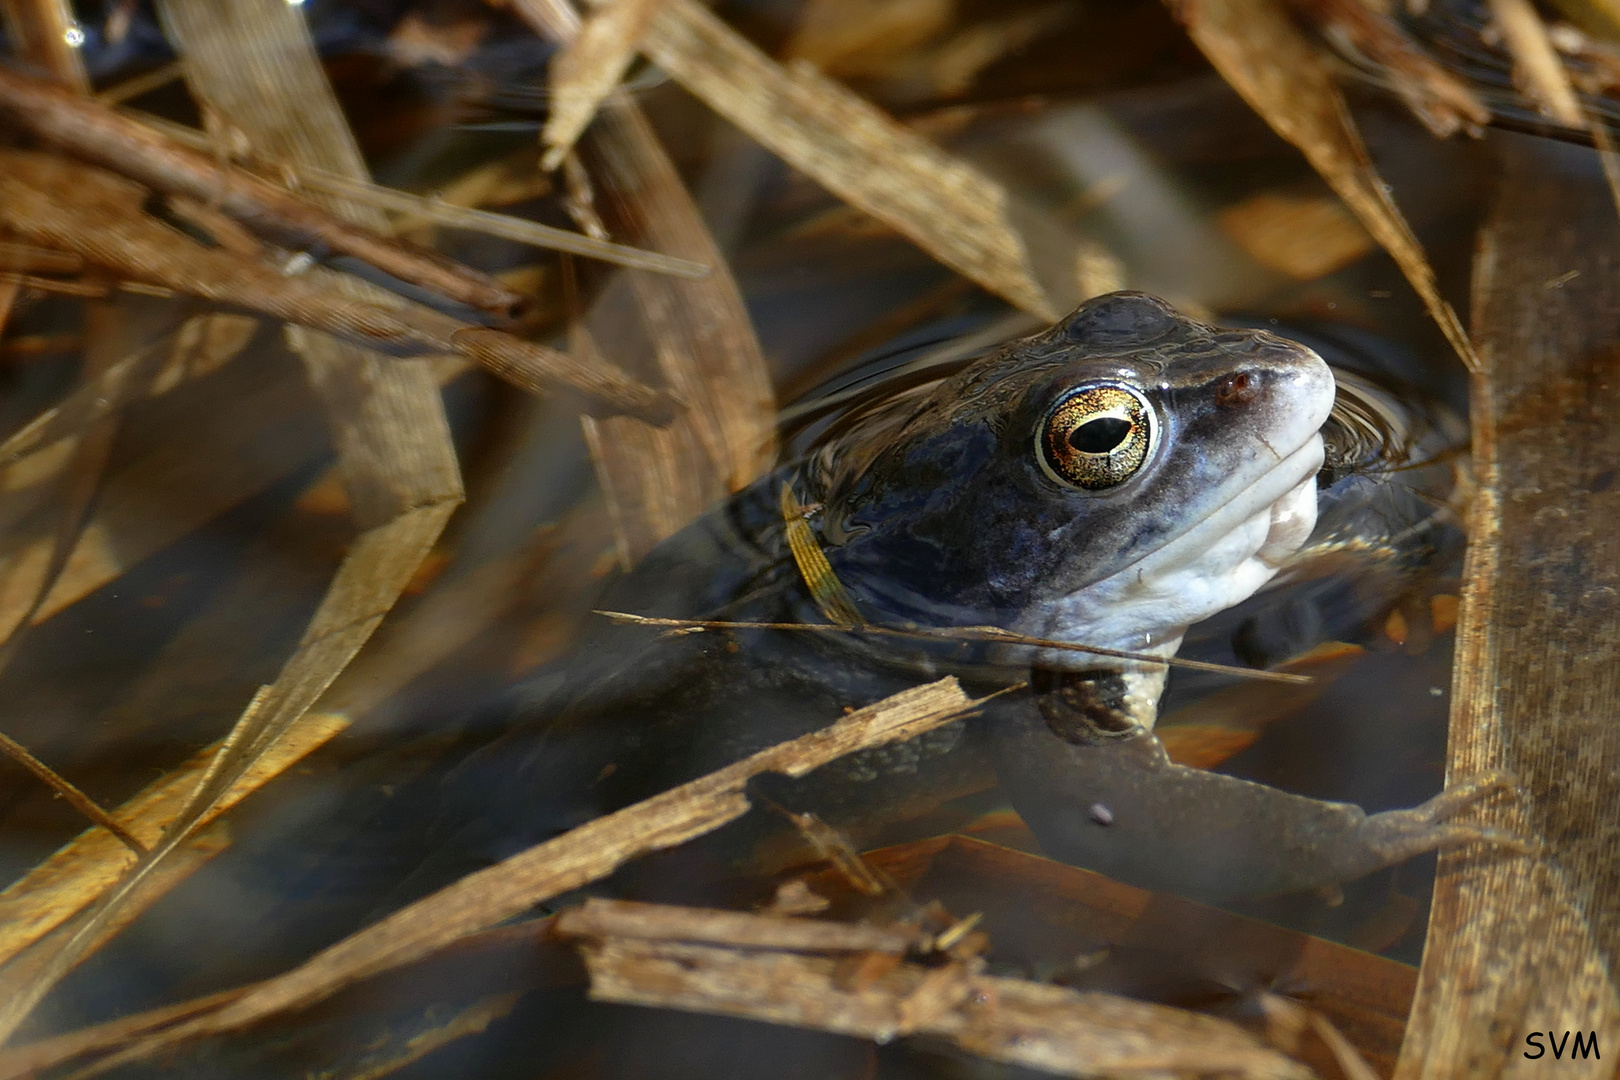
418 291 1502 905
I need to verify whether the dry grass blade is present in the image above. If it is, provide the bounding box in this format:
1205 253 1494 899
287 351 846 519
0 0 88 91
561 904 1311 1079
0 337 171 469
1286 0 1489 137
59 679 977 1074
1394 136 1620 1080
0 240 82 275
1175 0 1480 373
0 987 246 1080
0 510 460 1042
1489 0 1584 127
451 327 678 425
0 300 176 668
135 109 709 278
0 733 144 855
93 59 184 105
289 168 709 278
780 483 865 628
597 612 1316 684
0 64 521 315
0 355 342 637
571 100 776 557
514 0 1058 321
0 0 468 1045
0 150 676 421
0 713 350 969
324 992 522 1080
522 0 777 559
541 0 670 169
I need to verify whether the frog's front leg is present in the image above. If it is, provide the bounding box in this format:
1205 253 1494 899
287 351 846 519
985 695 1521 902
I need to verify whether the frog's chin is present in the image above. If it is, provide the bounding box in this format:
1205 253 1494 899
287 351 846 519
1018 432 1325 672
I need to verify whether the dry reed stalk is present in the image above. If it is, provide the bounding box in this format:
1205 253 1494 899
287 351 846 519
631 0 1060 321
1394 134 1620 1080
1285 0 1489 137
1489 0 1585 127
0 0 86 91
0 734 143 855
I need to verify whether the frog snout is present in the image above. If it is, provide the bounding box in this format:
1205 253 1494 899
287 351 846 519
1249 346 1337 453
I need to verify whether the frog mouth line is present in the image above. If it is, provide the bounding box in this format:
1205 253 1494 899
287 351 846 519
1023 431 1328 657
1116 432 1328 600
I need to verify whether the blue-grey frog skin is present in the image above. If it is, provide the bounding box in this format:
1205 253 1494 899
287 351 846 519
418 290 1506 907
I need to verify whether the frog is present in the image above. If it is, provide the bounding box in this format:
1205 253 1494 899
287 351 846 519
40 290 1516 1054
406 290 1510 908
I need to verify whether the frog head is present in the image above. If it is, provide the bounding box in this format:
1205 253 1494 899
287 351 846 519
809 292 1335 727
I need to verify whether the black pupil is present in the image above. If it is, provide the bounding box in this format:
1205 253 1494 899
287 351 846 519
1068 416 1132 454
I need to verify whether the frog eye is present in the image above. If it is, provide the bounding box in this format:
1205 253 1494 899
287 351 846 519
1036 385 1155 491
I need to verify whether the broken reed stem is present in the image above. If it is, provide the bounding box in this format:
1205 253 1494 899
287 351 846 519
0 733 146 855
556 898 927 954
560 903 1312 1079
595 612 1316 685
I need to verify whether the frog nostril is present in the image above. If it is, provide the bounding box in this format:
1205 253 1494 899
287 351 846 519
1216 371 1261 407
1068 417 1132 453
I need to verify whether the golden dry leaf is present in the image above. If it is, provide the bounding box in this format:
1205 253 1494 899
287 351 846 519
1218 191 1376 280
1177 0 1480 371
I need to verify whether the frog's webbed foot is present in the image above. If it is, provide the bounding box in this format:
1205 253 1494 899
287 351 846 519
985 699 1529 902
1352 771 1534 864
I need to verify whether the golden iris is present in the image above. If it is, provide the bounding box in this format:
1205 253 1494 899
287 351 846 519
1036 385 1153 490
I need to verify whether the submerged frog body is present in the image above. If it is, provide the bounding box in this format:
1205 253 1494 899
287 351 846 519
418 291 1501 906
